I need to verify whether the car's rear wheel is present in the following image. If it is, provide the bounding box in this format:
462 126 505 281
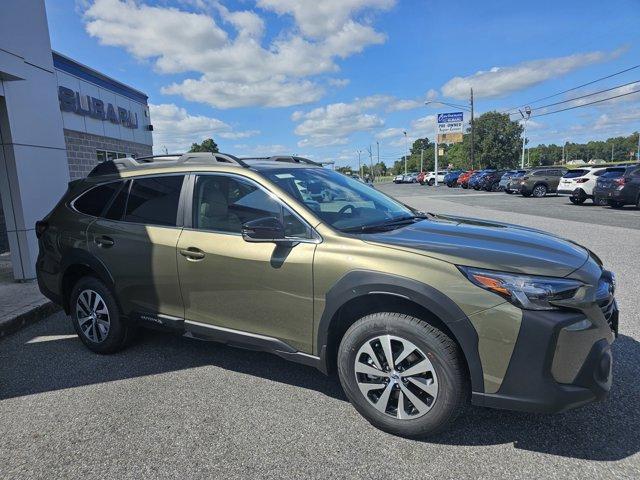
428 179 435 186
70 276 134 354
505 189 512 194
337 312 468 438
608 200 624 209
532 184 547 197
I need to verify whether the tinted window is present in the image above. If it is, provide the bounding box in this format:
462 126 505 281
563 169 589 178
124 176 184 226
74 182 120 216
104 180 130 221
600 168 626 179
194 175 310 237
532 170 546 176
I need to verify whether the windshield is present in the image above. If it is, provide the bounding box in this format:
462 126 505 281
259 167 416 231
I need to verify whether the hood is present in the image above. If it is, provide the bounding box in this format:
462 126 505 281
364 214 589 277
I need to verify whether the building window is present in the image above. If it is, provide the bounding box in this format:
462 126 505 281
96 150 129 162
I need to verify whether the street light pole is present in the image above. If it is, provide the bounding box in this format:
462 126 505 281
519 106 531 169
637 132 640 162
470 88 474 169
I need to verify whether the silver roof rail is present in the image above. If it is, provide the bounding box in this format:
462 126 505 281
88 152 248 177
241 155 321 166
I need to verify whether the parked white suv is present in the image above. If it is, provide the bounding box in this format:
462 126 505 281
557 167 608 204
421 171 446 186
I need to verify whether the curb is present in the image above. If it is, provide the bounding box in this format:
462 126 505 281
0 302 62 339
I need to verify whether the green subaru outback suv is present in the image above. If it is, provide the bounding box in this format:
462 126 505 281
36 153 618 438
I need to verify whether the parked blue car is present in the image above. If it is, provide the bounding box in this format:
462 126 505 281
443 169 464 187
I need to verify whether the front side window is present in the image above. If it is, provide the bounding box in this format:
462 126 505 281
124 176 184 226
73 182 121 217
193 175 310 238
259 167 415 232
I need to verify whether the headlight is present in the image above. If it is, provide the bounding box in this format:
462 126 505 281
458 266 584 311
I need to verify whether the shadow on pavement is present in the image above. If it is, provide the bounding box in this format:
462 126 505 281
1 314 638 462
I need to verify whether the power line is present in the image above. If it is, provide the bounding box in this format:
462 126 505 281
508 78 640 116
502 64 640 114
531 88 640 118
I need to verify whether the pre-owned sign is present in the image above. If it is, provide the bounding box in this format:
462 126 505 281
58 86 139 129
437 111 463 135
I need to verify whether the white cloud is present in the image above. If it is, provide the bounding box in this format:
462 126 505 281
84 0 393 108
257 0 395 38
292 96 387 147
150 103 258 153
441 48 625 100
375 127 405 140
328 78 351 87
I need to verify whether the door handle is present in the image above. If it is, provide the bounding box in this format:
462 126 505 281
179 247 205 260
95 235 115 248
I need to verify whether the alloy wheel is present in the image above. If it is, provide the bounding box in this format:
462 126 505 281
533 185 547 197
75 289 110 343
354 334 438 419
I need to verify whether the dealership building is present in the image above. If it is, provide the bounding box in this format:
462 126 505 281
1 0 153 281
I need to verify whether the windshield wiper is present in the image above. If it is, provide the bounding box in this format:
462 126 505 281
341 214 430 233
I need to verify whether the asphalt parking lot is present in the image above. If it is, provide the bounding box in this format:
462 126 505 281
1 184 639 479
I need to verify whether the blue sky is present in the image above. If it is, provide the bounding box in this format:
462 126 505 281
45 0 640 167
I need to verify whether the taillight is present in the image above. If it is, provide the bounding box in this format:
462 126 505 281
615 177 627 187
576 178 589 183
35 220 49 239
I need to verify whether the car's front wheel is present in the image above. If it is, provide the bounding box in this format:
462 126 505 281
70 276 135 354
337 312 468 438
532 184 547 197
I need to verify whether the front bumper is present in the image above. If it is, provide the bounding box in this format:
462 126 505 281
472 306 617 413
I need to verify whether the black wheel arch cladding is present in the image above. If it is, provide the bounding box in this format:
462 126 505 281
317 270 484 393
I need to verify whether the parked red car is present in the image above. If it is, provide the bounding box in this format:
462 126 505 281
457 170 476 189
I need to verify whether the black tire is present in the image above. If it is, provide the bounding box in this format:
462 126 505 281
594 196 607 206
608 200 624 209
570 196 586 205
428 179 435 186
70 276 135 354
337 312 468 438
505 189 513 194
532 184 547 198
636 195 640 210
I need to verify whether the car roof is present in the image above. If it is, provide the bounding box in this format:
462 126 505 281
86 153 322 179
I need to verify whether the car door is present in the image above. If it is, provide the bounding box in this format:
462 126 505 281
87 174 186 324
548 169 563 191
176 173 316 352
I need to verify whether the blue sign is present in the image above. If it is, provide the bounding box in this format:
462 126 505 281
437 112 464 124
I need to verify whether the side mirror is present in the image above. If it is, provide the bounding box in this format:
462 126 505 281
241 217 286 243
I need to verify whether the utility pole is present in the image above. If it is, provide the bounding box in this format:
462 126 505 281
357 150 362 177
403 131 409 174
562 142 566 164
367 145 374 181
470 88 475 170
376 141 380 175
637 132 640 162
420 148 424 173
611 144 614 162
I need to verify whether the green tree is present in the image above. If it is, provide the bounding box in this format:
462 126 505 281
471 111 523 169
189 138 219 153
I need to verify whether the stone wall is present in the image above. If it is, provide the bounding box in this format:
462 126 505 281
64 129 153 179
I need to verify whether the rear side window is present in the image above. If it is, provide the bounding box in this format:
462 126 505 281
532 170 546 176
124 176 184 226
600 168 626 178
104 180 130 221
73 182 120 217
563 169 589 178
